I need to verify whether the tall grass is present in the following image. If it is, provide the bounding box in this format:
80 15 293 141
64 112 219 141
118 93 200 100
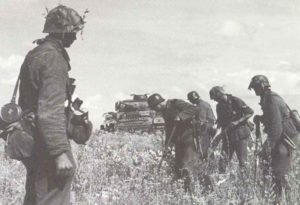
0 131 299 205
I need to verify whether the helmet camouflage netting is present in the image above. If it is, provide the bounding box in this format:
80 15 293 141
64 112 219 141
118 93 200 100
43 5 87 34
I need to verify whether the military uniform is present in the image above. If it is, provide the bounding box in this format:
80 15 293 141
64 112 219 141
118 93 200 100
194 99 216 159
260 90 298 200
161 99 200 178
216 95 253 173
19 36 75 205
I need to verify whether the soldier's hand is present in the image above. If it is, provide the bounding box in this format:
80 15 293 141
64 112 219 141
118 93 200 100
208 127 217 137
55 152 73 177
253 115 262 125
228 121 239 130
174 116 181 124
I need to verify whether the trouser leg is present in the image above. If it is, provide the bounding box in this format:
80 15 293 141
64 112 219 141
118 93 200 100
234 139 249 203
175 129 199 192
174 143 182 179
198 131 214 193
235 138 248 170
218 138 234 173
37 151 76 205
22 159 36 205
22 150 76 205
199 131 210 160
271 142 291 204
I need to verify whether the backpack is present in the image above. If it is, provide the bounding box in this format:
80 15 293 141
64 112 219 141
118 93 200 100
271 93 300 150
287 107 300 132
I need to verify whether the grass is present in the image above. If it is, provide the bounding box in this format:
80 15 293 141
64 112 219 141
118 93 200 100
0 131 299 205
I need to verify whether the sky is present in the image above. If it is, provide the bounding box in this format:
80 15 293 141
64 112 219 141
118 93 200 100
1 0 300 126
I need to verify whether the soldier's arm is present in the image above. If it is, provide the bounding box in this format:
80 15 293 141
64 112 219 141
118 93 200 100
175 99 199 121
164 122 174 146
264 97 283 148
207 104 216 126
216 104 222 129
232 97 254 125
35 52 70 157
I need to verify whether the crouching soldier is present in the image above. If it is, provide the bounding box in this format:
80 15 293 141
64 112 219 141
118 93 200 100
147 93 200 191
187 91 216 160
249 75 298 204
209 86 253 174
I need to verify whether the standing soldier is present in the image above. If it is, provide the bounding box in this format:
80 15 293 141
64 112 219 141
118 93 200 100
248 75 298 204
147 93 200 191
209 86 253 173
187 91 216 160
18 5 86 205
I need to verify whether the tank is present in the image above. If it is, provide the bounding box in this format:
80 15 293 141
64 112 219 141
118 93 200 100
101 94 165 133
100 112 117 132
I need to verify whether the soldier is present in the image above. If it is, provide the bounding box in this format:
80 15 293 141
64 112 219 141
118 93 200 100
147 93 200 191
248 75 298 204
18 5 86 205
187 91 216 159
209 86 253 173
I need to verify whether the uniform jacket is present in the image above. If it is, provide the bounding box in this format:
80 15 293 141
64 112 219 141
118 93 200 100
19 36 71 157
260 90 298 148
216 94 253 129
162 99 199 140
195 99 216 127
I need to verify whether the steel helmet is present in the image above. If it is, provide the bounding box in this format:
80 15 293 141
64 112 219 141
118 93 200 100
209 86 225 100
43 5 85 33
187 91 200 102
67 110 93 145
70 120 93 145
147 93 165 109
248 75 270 90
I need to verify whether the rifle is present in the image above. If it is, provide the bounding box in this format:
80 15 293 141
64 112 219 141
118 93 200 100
157 125 177 173
253 118 261 190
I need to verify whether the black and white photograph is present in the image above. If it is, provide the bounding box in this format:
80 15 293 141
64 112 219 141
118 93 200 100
0 0 300 204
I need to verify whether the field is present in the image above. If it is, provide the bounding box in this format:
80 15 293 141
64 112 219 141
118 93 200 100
0 131 300 205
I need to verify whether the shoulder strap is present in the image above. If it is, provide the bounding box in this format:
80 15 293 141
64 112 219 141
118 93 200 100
11 72 21 104
66 78 76 108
